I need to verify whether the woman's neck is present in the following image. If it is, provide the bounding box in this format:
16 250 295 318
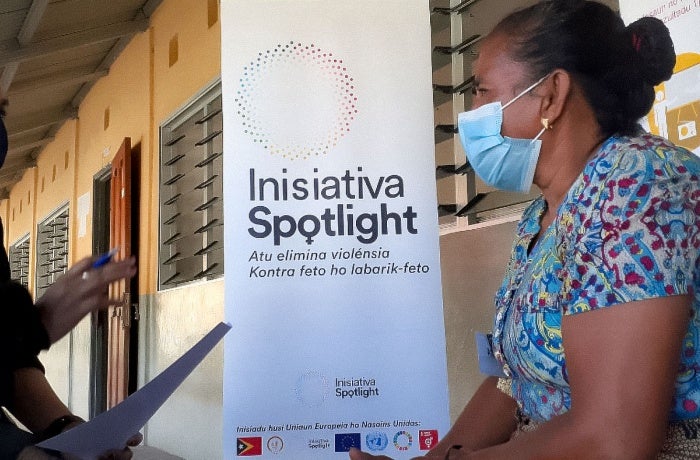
534 101 605 213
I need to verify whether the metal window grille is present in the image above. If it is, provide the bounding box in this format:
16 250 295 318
35 206 69 298
158 82 224 290
9 234 30 287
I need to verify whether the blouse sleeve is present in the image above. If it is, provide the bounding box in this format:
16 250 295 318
560 143 700 315
0 218 48 406
1 281 50 361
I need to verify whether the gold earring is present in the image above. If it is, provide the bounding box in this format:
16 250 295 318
541 118 553 130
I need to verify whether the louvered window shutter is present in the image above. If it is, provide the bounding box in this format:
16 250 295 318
159 82 224 289
35 206 69 298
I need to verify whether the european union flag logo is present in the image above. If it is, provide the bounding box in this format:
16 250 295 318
335 432 361 452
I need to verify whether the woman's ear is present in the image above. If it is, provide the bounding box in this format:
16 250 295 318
539 69 571 126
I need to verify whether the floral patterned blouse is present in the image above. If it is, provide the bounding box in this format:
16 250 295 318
492 132 700 422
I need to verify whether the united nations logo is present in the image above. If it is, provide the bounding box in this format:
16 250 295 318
365 431 388 452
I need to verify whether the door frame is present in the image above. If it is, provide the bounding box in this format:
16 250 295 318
90 138 141 412
90 167 111 418
107 137 141 408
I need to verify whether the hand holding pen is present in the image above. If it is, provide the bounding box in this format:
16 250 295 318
83 247 120 277
35 249 137 345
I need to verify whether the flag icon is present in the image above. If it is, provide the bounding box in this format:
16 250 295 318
237 437 262 456
335 433 361 452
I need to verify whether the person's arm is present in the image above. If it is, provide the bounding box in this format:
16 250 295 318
349 377 518 460
10 367 77 435
426 377 518 457
461 294 689 460
4 254 138 458
0 254 136 367
11 367 142 459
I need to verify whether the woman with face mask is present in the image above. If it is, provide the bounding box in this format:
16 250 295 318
351 1 699 459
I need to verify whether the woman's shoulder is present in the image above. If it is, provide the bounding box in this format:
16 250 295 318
602 130 700 173
588 130 700 188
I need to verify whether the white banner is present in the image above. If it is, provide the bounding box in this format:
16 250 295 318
221 1 449 458
620 0 700 154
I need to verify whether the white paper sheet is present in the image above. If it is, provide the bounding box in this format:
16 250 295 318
37 322 231 459
77 192 90 238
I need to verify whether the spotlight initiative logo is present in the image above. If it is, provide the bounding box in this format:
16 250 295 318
235 41 358 160
294 370 330 407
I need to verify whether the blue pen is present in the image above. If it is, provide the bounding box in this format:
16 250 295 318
92 248 119 268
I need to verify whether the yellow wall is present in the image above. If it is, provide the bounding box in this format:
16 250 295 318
5 165 37 292
0 200 7 247
34 120 76 257
0 0 222 295
6 168 36 241
152 0 221 123
0 1 225 450
149 0 221 293
74 30 151 289
0 0 226 450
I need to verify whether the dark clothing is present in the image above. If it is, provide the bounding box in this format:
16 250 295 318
0 411 34 459
0 217 48 409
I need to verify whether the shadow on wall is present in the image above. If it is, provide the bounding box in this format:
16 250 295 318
439 221 518 422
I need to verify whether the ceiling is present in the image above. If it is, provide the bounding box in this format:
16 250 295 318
0 0 164 199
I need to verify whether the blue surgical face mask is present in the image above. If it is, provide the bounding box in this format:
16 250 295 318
457 75 548 193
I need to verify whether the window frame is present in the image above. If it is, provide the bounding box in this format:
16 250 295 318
35 204 70 299
9 232 30 287
157 79 224 290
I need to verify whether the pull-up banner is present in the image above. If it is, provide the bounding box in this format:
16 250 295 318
221 1 449 458
619 0 700 154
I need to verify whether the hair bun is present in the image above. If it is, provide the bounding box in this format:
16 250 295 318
626 16 675 85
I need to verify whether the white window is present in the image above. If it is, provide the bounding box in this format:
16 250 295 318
36 205 69 298
158 81 224 289
9 233 30 287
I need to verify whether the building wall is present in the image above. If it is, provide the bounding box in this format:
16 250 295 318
69 27 152 422
440 222 517 421
0 1 224 457
5 165 37 285
0 201 7 247
141 0 225 458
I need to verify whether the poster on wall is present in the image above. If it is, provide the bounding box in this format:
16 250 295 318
221 1 450 458
619 0 700 154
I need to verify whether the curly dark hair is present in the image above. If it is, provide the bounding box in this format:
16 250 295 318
492 0 675 137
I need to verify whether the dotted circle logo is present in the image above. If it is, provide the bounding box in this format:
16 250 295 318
393 431 413 451
235 41 358 160
294 370 329 407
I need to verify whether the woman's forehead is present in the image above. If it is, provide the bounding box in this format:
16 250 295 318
473 33 528 87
